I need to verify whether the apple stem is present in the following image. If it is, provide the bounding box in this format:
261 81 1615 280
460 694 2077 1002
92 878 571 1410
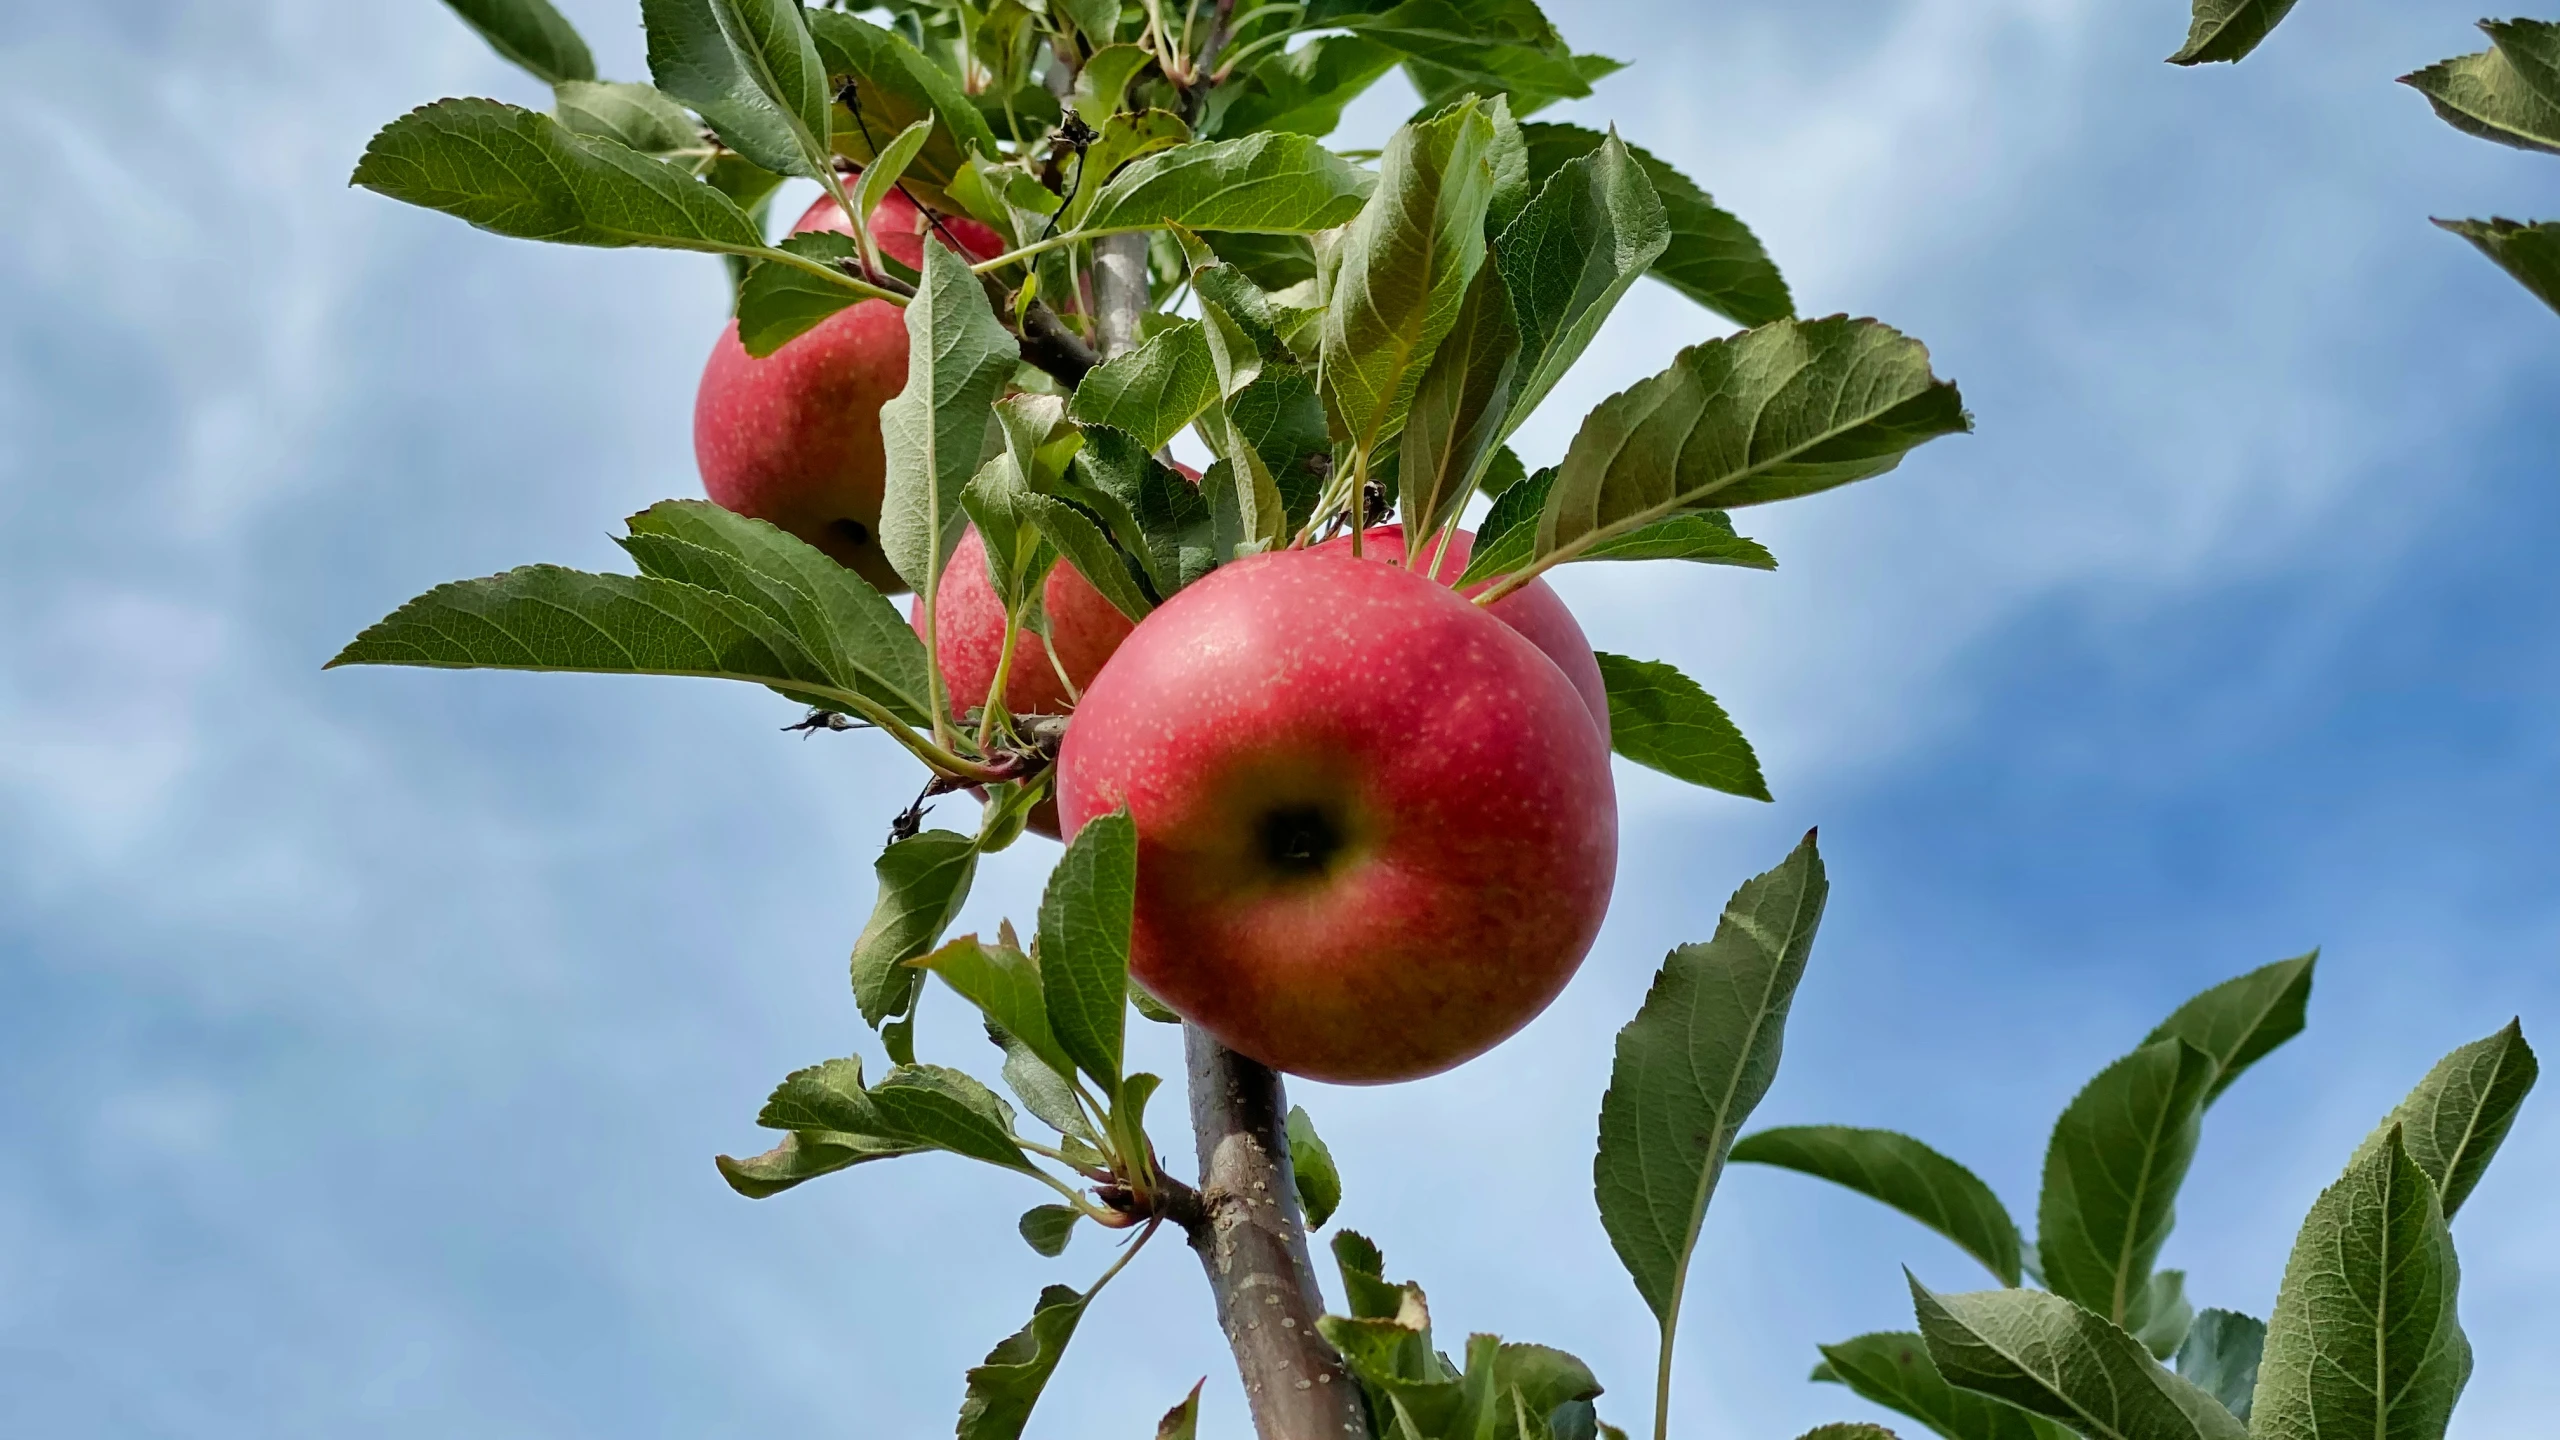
1177 1027 1370 1440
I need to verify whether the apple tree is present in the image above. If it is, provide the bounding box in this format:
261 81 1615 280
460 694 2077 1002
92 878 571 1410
327 2 2541 1438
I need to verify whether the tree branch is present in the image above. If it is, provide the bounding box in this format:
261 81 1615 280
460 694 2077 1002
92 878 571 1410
1180 1026 1369 1440
1086 218 1365 1440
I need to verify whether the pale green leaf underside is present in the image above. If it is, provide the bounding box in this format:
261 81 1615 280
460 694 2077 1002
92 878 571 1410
1733 1125 2021 1283
2403 46 2560 155
2253 1129 2471 1439
1597 832 1826 1323
2140 951 2315 1104
2437 218 2560 318
1077 131 1376 237
2348 1019 2537 1219
1067 320 1220 452
2169 0 2303 66
641 0 826 180
1814 1330 2074 1440
1593 652 1769 802
442 0 596 84
1039 810 1138 1093
880 240 1019 593
352 98 762 252
2036 1036 2215 1332
851 830 978 1025
1912 1282 2247 1440
551 80 702 155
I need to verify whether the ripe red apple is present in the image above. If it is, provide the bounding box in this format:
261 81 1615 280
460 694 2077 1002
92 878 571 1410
917 462 1202 721
1056 548 1619 1083
694 187 1008 594
1312 526 1610 741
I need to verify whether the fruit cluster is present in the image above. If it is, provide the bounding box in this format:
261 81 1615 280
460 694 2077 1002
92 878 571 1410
696 196 1618 1083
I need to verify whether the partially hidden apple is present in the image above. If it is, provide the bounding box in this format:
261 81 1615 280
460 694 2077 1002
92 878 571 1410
917 462 1202 721
694 187 1007 594
1056 548 1619 1084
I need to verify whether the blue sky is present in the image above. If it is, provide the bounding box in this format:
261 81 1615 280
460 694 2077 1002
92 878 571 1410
4 1 2556 1436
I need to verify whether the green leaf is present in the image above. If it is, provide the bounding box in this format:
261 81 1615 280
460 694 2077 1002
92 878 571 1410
1463 484 1776 585
1230 365 1334 531
327 561 903 720
2403 42 2560 155
1204 229 1322 291
715 1129 920 1197
2133 1269 2194 1360
915 935 1075 1082
1070 44 1154 126
1023 493 1154 624
1519 123 1791 327
441 0 596 84
1066 320 1219 452
1493 130 1669 443
1073 428 1213 597
1731 1126 2021 1284
1103 1071 1161 1189
871 1062 1035 1172
1794 1428 1903 1440
617 499 933 724
1812 1331 2074 1440
1594 653 1768 802
1911 1280 2248 1440
2140 951 2316 1105
1287 1104 1343 1228
2036 1036 2216 1332
551 80 701 154
1039 809 1138 1093
1017 1204 1079 1256
733 231 863 355
806 12 1003 209
351 98 763 252
1397 261 1523 550
849 830 979 1026
881 239 1017 596
2486 18 2560 106
2254 1128 2471 1439
851 114 935 246
1212 35 1404 139
1155 1380 1204 1440
1322 99 1499 459
1539 317 1967 563
1193 293 1292 553
642 0 832 179
1075 132 1376 238
1331 1229 1411 1322
1597 831 1826 1327
997 1027 1095 1142
755 1055 887 1135
2168 0 2303 65
959 1284 1093 1440
2436 217 2560 318
2351 1019 2538 1220
2172 1309 2263 1422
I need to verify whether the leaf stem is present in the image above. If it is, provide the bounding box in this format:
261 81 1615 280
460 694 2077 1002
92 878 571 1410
750 242 908 304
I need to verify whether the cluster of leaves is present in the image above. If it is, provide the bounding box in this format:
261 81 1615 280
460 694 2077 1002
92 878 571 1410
334 1 1982 1435
2167 0 2560 319
1722 949 2539 1439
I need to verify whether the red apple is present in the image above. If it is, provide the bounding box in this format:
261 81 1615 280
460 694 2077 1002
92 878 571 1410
694 188 1008 594
1311 526 1610 742
916 462 1202 720
1056 548 1619 1083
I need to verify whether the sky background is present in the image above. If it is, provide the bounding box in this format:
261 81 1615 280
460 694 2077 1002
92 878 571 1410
4 1 2558 1436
